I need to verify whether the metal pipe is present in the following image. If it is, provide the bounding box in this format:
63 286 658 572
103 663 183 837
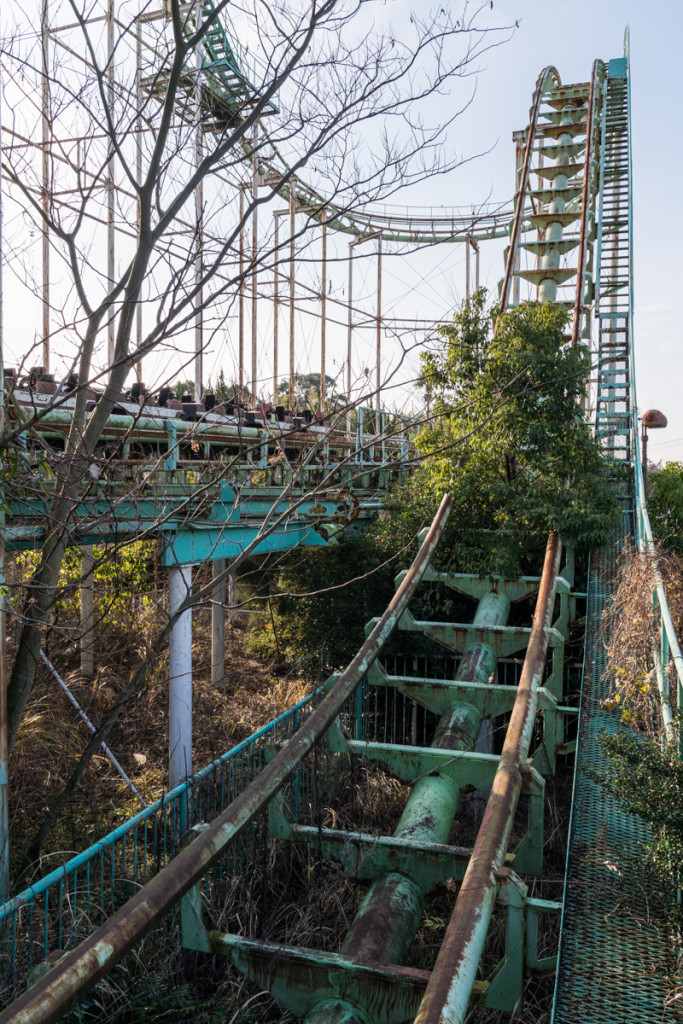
346 240 353 435
332 591 509 976
414 532 562 1024
41 0 50 372
465 236 470 300
238 187 245 399
135 24 143 383
273 213 280 406
40 651 146 807
320 220 327 413
0 72 8 902
538 105 574 305
251 125 258 403
168 565 193 791
194 0 204 401
289 190 295 411
106 0 115 368
0 497 452 1024
572 62 600 345
375 236 382 413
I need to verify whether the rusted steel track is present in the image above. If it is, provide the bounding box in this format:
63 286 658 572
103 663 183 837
0 496 452 1024
496 65 561 322
414 532 562 1024
571 60 601 346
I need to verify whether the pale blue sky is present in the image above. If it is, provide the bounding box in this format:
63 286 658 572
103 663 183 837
422 0 683 464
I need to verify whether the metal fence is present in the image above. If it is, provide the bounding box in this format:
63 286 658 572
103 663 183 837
0 682 359 1003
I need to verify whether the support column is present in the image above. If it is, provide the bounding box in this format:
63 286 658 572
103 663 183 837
169 565 193 791
273 212 280 406
320 220 327 413
251 125 259 402
135 24 143 383
0 79 9 901
238 187 245 399
211 559 226 687
106 0 115 367
346 239 353 436
194 0 204 401
539 104 576 304
80 547 95 679
375 236 382 413
288 190 295 411
41 0 50 371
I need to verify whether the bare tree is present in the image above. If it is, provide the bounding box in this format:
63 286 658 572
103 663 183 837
0 0 512 761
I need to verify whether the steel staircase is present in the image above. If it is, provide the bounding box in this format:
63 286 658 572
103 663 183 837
594 59 632 463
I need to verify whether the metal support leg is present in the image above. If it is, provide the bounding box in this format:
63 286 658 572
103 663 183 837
80 547 94 679
169 565 193 792
211 559 225 686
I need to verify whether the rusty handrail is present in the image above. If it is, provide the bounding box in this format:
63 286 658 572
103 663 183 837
0 494 452 1024
496 65 561 325
571 60 602 345
414 531 562 1024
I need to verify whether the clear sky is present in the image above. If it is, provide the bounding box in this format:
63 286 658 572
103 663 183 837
424 0 683 465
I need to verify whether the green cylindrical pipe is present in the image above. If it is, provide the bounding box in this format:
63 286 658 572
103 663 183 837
307 589 510 1024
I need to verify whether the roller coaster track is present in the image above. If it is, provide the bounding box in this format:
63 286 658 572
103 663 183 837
1 29 682 1024
141 0 514 244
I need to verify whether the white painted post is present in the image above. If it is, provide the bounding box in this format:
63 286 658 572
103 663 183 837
168 565 193 790
211 559 225 686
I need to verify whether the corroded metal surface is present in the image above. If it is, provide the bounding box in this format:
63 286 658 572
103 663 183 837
0 496 452 1024
414 532 562 1024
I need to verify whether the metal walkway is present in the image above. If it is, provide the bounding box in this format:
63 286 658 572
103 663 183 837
552 521 678 1023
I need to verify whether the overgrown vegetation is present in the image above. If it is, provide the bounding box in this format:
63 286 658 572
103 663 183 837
249 295 619 677
648 461 683 555
597 544 683 919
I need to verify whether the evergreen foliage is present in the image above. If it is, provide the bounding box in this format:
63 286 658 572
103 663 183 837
383 292 620 574
248 293 620 676
648 461 683 554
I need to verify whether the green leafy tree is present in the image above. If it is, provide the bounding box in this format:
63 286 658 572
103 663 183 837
278 373 345 412
391 292 619 574
648 462 683 554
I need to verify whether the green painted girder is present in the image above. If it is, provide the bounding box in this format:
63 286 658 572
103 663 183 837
180 882 561 1019
213 933 430 1024
328 734 501 790
398 566 552 603
270 814 474 889
270 765 546 879
394 608 564 658
369 667 557 721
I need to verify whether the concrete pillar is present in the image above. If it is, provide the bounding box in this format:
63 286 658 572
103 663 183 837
168 564 193 791
211 559 225 686
80 547 94 678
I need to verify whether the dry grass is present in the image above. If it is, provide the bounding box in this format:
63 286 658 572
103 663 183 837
600 543 683 734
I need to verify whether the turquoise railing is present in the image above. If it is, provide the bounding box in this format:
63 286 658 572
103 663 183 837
0 682 364 1002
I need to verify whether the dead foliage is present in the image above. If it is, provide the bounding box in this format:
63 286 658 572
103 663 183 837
600 543 683 734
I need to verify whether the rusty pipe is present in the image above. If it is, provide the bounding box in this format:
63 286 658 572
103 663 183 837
414 531 562 1024
0 497 453 1024
571 61 601 346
